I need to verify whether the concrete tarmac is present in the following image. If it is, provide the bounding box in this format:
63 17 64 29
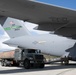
0 62 76 75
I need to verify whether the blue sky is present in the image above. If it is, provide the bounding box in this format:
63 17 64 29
37 0 76 9
0 31 4 35
0 25 4 35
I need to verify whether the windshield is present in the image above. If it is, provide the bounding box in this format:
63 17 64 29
27 49 38 53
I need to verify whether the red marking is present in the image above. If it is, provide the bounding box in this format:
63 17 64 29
10 21 14 25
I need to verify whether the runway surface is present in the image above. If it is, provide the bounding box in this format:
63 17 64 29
0 62 76 75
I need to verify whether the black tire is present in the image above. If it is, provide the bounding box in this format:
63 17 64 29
39 64 44 68
23 59 30 69
4 60 9 66
64 60 69 65
4 61 7 66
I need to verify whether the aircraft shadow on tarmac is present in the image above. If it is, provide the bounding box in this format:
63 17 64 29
0 63 76 74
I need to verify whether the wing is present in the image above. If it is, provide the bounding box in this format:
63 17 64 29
0 0 76 38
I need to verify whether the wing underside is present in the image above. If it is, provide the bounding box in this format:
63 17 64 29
0 0 76 38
